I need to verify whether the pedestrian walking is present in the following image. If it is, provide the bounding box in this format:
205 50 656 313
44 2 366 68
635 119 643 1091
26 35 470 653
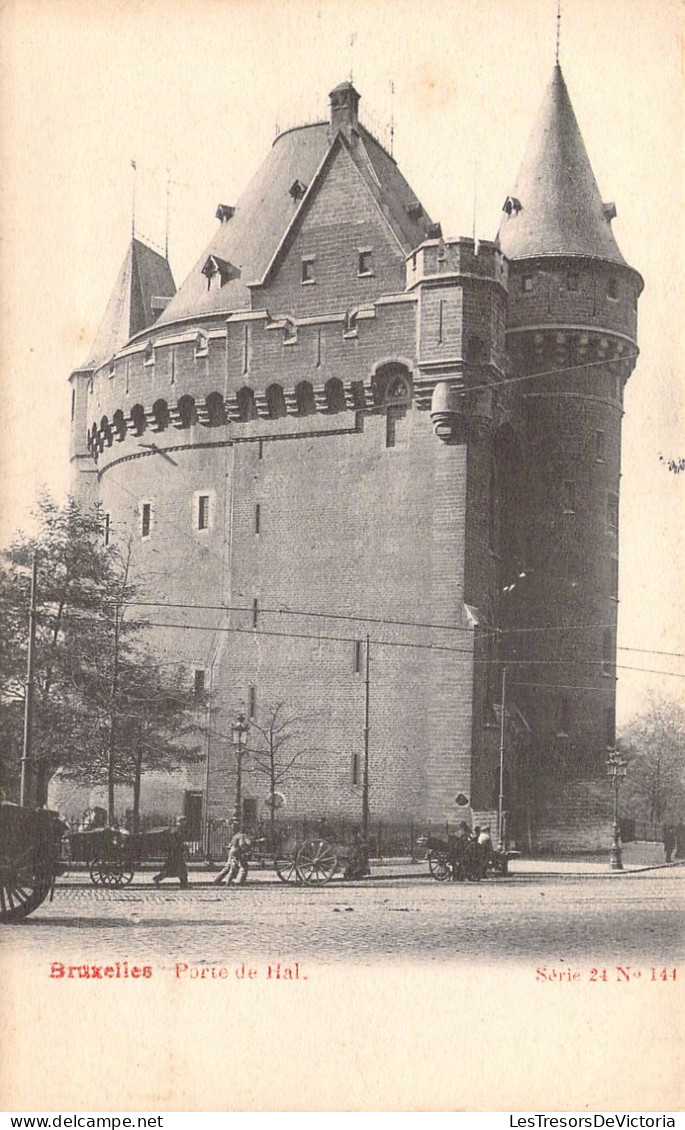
663 825 676 863
152 819 188 888
213 830 253 886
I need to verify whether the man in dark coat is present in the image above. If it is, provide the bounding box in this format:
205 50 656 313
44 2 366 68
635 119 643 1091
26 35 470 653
152 819 188 887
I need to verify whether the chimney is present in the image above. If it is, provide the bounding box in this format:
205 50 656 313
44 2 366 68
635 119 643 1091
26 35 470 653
329 80 360 137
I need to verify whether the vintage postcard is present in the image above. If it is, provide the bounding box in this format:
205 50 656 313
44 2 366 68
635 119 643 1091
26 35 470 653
0 0 683 1114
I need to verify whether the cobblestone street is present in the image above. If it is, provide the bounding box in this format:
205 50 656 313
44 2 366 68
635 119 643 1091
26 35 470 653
3 866 682 967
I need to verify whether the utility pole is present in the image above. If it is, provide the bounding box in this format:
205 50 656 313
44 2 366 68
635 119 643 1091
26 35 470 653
20 554 38 807
361 634 370 846
497 665 507 851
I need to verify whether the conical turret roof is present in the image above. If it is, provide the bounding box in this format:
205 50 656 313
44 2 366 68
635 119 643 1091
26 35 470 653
497 64 627 266
83 238 176 369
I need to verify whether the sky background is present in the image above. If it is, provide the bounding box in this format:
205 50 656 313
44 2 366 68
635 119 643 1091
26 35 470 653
0 0 682 725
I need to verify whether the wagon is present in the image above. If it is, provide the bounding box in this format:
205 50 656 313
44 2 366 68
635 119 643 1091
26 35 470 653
0 802 66 922
70 825 174 886
418 833 515 881
273 834 370 886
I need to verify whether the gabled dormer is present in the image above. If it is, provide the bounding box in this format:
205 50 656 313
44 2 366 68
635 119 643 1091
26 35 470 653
201 255 239 290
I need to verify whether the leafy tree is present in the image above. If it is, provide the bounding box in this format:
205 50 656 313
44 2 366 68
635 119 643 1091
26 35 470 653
0 494 202 820
619 696 685 835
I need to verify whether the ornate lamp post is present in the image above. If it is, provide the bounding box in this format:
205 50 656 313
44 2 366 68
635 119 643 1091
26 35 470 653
231 713 250 832
606 749 627 870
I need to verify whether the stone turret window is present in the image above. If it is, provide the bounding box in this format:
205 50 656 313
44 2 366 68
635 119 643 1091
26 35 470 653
358 249 373 277
194 332 208 359
522 274 534 293
140 501 152 539
289 179 307 202
197 494 210 531
565 273 579 293
301 257 315 284
606 277 619 301
595 430 605 462
71 389 75 420
562 480 576 514
144 342 155 368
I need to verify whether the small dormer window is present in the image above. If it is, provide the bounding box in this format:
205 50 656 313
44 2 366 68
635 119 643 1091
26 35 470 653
343 309 358 338
503 196 522 216
301 257 315 284
215 204 235 223
283 318 297 345
201 255 236 291
195 332 208 359
358 249 373 277
289 179 307 203
405 201 423 220
144 342 155 367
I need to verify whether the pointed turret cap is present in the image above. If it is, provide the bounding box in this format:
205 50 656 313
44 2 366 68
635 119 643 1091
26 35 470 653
498 65 627 266
83 238 176 369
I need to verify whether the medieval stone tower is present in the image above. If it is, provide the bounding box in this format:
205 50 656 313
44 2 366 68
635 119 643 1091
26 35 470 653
68 67 641 848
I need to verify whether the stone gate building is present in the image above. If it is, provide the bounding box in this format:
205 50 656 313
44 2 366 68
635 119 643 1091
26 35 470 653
68 66 642 849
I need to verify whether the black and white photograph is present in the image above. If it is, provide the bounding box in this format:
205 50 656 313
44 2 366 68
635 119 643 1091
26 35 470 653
0 0 682 1113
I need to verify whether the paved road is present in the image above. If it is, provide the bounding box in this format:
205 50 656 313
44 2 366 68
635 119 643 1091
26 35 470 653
2 867 682 967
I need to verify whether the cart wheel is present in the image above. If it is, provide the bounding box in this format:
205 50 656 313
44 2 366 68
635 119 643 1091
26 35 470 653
274 856 300 884
0 858 52 923
121 868 135 886
89 859 104 886
296 839 338 886
427 850 450 881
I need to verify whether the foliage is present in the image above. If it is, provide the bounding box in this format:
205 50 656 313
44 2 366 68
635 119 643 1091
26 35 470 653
0 494 202 818
618 695 685 829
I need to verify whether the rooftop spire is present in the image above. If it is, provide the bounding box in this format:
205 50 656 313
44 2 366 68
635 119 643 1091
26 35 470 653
497 64 627 266
556 0 561 65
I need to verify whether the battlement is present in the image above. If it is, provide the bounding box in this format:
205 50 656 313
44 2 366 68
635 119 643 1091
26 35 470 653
406 238 508 291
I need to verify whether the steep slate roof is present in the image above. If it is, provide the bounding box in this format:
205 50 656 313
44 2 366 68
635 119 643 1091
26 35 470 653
497 64 627 266
84 239 176 369
156 115 432 328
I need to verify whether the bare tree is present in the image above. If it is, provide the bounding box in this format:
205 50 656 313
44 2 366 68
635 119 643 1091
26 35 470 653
244 703 310 846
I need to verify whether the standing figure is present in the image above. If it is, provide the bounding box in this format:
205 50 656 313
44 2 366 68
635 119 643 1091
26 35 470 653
448 822 472 881
214 830 253 886
663 825 676 863
152 819 188 888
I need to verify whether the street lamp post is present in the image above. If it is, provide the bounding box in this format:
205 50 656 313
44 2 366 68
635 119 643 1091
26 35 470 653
231 714 250 832
606 749 627 871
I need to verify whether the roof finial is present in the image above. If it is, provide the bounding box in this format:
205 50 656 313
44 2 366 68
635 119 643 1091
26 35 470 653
556 0 561 64
349 31 356 82
130 158 137 240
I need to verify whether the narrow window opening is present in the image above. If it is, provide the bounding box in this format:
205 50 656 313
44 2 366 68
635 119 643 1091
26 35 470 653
607 277 619 301
301 257 315 284
522 274 534 293
595 430 605 462
557 698 571 737
316 327 322 367
358 250 373 276
141 503 151 539
351 753 359 786
198 494 210 530
438 299 444 345
354 640 363 674
605 706 616 749
610 557 619 599
255 504 260 534
563 480 576 514
103 512 110 547
248 686 257 719
193 669 206 702
125 361 130 396
71 388 76 421
258 439 264 461
565 273 579 293
170 349 176 386
242 325 249 374
607 492 619 532
602 629 613 676
252 598 259 628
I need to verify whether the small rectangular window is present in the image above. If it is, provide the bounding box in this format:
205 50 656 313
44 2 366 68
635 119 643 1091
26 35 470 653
610 556 619 599
255 504 260 534
522 274 534 293
605 706 616 749
301 257 315 284
248 686 257 719
607 277 619 301
358 250 373 276
354 640 363 674
595 430 605 462
565 274 579 293
252 598 259 628
198 494 210 530
141 503 151 538
563 480 576 514
258 439 264 461
351 753 359 786
557 698 571 737
193 669 206 701
71 388 76 420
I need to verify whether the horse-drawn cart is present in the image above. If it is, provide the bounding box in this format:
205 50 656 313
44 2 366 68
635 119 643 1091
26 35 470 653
0 802 66 922
272 834 370 885
70 825 176 886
